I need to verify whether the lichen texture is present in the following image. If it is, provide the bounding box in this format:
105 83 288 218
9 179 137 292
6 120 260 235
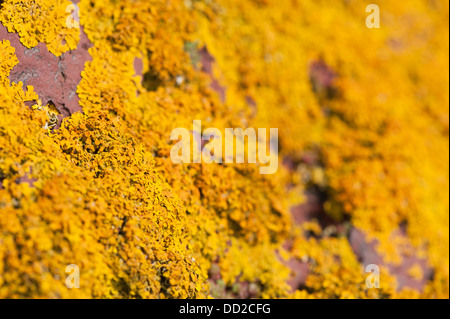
0 0 448 299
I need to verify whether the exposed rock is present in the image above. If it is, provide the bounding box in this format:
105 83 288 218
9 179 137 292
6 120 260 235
199 46 226 102
0 22 92 122
309 59 338 99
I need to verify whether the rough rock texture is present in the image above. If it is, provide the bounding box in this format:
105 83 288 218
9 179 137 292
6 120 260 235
0 23 92 120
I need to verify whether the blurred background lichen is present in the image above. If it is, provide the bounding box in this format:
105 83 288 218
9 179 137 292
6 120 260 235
0 0 448 299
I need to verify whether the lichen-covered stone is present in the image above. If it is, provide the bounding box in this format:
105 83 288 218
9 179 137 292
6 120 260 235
0 0 448 299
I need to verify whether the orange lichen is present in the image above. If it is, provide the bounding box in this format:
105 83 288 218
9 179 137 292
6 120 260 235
0 0 448 299
0 0 79 56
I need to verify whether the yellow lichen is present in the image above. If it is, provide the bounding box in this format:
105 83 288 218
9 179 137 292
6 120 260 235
0 0 448 299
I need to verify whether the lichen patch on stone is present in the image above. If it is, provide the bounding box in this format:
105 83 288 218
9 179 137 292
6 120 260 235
1 23 92 122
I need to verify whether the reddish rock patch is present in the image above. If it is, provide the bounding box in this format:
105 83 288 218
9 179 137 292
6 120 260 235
278 240 310 291
245 95 257 117
133 57 144 96
0 22 93 122
134 57 144 78
199 46 226 103
15 175 37 187
349 227 434 292
291 191 328 227
285 258 310 291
